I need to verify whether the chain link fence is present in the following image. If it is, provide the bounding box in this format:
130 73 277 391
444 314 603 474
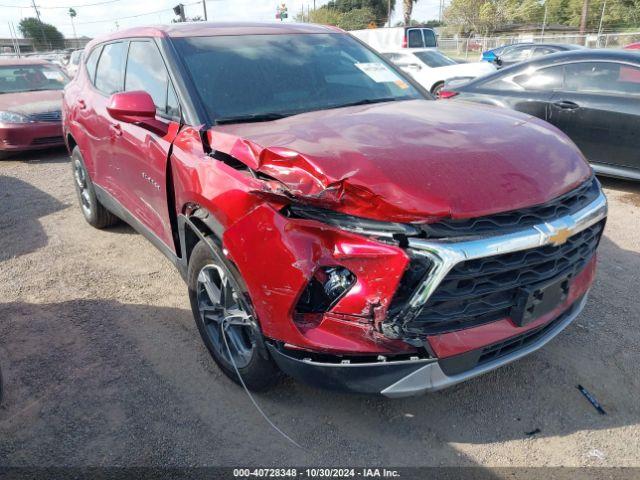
438 31 640 61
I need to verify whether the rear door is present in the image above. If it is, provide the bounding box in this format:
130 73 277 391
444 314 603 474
90 41 128 200
117 39 181 248
547 61 640 170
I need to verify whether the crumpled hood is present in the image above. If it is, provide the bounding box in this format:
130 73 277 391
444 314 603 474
0 90 62 116
208 99 592 222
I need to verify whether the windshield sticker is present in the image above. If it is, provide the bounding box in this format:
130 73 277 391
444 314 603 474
42 70 65 81
355 62 401 83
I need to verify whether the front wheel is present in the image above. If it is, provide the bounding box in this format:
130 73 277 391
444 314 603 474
187 240 280 391
71 146 118 229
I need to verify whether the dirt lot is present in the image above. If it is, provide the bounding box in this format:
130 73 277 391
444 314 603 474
1 148 639 468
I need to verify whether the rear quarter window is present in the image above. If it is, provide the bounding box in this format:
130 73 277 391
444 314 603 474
84 46 101 83
94 42 126 95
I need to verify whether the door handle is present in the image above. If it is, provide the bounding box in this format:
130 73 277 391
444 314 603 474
553 100 580 110
77 99 86 110
110 122 122 137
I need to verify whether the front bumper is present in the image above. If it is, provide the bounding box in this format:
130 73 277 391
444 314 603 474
268 294 588 397
0 121 64 153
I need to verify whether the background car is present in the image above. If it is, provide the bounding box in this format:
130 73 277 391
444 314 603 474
625 42 640 50
64 49 84 78
0 58 68 159
481 44 512 62
381 49 495 95
441 49 640 180
484 43 583 69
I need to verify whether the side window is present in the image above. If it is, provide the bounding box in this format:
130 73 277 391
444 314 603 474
512 65 564 91
95 42 126 94
407 29 423 48
531 46 556 58
85 46 101 83
563 61 640 96
124 41 169 110
422 29 437 48
500 46 532 62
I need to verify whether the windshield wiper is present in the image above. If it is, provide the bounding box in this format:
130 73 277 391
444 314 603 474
326 97 410 110
215 112 294 125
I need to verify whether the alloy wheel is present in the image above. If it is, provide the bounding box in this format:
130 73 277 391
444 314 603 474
196 264 256 369
73 158 92 217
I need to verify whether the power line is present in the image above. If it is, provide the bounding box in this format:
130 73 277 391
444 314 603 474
0 0 124 8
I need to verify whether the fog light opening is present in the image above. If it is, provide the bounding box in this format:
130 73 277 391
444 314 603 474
295 266 356 314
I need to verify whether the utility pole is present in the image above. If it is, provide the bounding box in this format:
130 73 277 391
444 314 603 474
387 0 391 27
541 3 547 39
202 0 207 20
579 0 589 36
31 0 50 51
597 0 607 46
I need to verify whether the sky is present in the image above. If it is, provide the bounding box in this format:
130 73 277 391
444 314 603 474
0 0 442 39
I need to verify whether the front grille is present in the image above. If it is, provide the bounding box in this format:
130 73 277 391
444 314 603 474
28 111 62 122
31 136 64 145
400 220 604 337
438 296 583 376
422 177 600 238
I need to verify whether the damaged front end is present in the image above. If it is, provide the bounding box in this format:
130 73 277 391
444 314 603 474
202 129 607 396
205 129 434 358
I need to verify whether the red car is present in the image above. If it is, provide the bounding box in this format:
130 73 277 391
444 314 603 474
0 58 68 158
63 23 607 396
625 42 640 50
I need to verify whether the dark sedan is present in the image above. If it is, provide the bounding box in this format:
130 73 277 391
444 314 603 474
443 50 640 180
486 43 584 69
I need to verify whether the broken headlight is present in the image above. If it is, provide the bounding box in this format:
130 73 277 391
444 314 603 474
285 204 421 238
296 266 356 314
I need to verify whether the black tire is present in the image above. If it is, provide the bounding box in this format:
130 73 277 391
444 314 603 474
187 239 280 391
431 82 445 97
71 146 118 229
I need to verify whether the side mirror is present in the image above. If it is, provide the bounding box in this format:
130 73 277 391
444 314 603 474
107 91 167 136
494 57 503 67
107 90 156 122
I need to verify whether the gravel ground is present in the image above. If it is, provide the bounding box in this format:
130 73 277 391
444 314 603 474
0 149 639 468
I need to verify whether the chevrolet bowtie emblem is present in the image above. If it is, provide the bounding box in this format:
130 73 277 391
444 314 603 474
549 227 572 246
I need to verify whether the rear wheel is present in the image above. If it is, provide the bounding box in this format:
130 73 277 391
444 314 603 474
187 239 280 391
71 146 118 229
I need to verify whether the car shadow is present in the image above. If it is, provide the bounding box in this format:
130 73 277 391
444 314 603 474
599 176 640 195
0 176 68 262
0 231 637 467
5 147 70 164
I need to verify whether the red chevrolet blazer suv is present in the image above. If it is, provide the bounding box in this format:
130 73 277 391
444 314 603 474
62 23 607 397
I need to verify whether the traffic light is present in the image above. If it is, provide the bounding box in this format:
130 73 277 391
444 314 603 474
173 4 186 21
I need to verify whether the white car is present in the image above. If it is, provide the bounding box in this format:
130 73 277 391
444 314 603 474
381 49 496 96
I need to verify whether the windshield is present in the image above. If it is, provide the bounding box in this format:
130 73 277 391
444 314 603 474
173 33 423 123
413 51 457 68
0 64 69 94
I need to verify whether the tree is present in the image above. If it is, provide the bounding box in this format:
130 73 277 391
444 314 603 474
337 7 378 29
303 7 343 25
325 0 396 26
18 17 65 51
403 0 418 25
